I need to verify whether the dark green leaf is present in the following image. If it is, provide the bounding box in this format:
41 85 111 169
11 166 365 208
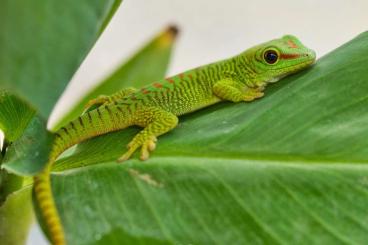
0 171 24 205
51 32 368 244
2 116 54 176
0 0 122 118
52 26 178 130
0 91 51 177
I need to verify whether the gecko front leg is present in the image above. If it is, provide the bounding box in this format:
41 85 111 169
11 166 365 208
213 78 264 102
242 87 264 101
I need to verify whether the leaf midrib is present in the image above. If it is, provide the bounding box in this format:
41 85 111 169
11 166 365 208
53 153 368 174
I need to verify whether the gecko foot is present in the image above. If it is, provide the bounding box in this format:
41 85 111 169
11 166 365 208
243 91 264 101
117 136 157 163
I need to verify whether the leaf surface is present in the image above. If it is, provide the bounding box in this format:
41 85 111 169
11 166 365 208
2 115 54 176
51 32 368 244
0 91 52 176
0 187 33 245
0 0 122 118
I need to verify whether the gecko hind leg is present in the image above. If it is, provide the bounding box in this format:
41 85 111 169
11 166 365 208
84 95 111 111
84 87 137 112
117 108 178 162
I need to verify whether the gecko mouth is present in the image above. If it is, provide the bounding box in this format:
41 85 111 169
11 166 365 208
266 59 316 83
281 58 316 73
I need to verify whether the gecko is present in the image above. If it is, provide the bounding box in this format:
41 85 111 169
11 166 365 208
34 35 316 245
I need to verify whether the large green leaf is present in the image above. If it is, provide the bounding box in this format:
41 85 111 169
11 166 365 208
53 26 179 131
50 32 368 244
0 0 122 118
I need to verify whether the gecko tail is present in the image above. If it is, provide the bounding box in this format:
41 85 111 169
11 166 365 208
33 125 73 245
34 164 66 245
33 105 133 245
33 129 70 245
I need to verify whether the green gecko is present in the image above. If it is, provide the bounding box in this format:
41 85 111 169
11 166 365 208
34 35 316 245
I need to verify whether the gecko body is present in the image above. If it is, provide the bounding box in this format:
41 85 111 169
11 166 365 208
34 35 316 245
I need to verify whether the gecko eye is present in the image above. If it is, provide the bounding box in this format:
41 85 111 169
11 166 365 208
264 50 279 64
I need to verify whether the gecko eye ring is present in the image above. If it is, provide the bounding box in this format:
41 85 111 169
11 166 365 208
264 49 279 64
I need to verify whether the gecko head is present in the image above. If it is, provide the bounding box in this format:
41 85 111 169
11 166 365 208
242 35 316 85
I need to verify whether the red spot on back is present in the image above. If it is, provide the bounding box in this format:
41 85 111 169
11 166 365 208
166 78 175 84
280 53 300 60
141 88 150 94
287 40 298 49
153 82 163 88
179 73 185 79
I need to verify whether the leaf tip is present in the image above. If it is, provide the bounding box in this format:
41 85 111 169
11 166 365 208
157 24 180 47
167 24 179 37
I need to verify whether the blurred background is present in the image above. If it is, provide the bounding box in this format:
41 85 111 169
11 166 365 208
27 0 367 243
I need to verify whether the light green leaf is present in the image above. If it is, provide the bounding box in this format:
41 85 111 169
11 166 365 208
0 91 35 143
0 187 33 245
53 26 179 131
0 0 122 118
49 31 368 244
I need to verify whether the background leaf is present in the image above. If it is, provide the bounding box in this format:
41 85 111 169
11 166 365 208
53 26 179 131
0 0 122 118
0 1 122 243
0 170 24 205
0 91 35 143
0 91 51 176
2 116 54 176
49 32 368 244
0 187 33 245
0 92 36 243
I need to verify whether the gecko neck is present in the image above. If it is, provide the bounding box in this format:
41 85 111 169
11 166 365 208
232 54 264 88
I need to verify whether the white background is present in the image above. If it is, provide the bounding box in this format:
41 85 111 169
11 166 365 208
12 0 367 243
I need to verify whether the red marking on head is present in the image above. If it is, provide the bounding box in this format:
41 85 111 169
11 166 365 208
153 82 163 88
141 88 150 94
188 74 193 79
280 53 300 60
179 73 185 79
287 40 298 49
166 78 175 84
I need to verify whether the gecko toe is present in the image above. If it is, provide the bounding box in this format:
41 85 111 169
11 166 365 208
148 140 156 151
255 92 264 98
147 136 157 151
117 154 130 163
117 149 135 163
140 146 150 161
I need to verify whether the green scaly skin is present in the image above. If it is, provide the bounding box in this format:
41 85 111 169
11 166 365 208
34 35 316 245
